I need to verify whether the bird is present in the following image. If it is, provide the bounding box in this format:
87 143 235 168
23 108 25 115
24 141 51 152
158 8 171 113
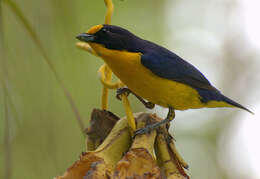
76 24 253 135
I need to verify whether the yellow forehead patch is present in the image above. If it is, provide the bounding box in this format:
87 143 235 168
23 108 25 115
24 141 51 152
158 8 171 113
87 24 103 34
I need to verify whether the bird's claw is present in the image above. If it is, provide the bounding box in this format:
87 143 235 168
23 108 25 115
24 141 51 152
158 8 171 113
134 117 171 138
134 128 150 138
165 134 174 144
116 87 130 100
133 124 155 138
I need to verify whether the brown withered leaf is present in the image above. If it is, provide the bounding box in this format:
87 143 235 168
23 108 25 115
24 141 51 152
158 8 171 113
85 109 120 150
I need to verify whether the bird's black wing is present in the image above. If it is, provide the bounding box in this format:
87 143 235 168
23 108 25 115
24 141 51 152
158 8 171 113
141 51 217 91
140 48 253 113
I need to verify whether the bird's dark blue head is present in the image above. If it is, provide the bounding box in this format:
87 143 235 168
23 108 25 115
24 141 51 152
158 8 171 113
76 24 143 52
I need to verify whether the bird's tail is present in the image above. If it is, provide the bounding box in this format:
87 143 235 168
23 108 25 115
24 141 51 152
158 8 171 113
221 95 254 114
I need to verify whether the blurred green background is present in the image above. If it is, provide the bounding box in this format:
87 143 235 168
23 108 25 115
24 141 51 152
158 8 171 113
1 0 259 178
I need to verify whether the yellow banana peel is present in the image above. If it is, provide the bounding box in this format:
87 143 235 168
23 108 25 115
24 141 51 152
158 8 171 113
55 110 189 179
55 110 131 179
155 133 189 179
113 113 161 178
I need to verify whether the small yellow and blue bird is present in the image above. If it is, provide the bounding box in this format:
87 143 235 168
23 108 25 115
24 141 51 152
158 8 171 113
77 24 253 134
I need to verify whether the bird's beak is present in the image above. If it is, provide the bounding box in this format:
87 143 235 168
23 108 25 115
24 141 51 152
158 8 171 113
76 33 95 42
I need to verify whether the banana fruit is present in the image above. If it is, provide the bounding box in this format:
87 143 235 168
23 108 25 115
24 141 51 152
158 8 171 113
55 110 189 179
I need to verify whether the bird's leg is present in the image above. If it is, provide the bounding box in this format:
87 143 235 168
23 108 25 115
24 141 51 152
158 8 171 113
116 87 131 100
134 107 175 137
116 87 155 109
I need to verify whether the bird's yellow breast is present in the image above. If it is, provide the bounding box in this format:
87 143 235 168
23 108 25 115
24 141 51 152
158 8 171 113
89 43 231 110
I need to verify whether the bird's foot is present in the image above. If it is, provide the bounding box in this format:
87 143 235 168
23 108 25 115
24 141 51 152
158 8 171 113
116 87 131 100
134 117 170 137
165 133 174 144
116 87 155 109
143 101 155 109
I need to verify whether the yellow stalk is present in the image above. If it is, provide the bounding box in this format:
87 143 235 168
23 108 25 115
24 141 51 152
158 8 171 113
121 94 137 132
98 64 124 89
